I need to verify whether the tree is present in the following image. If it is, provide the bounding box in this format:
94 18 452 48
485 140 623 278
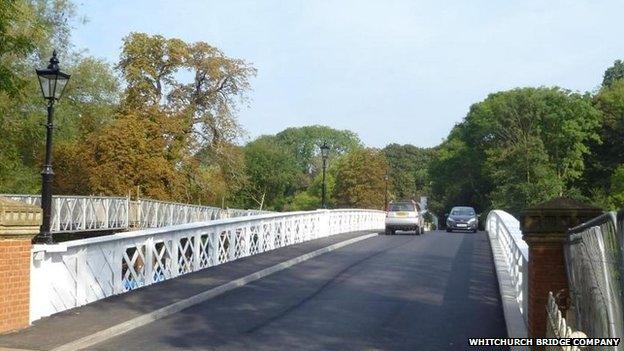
239 136 301 210
428 129 489 216
578 76 624 208
602 60 624 88
275 125 362 175
287 192 320 211
0 0 103 194
608 165 624 208
82 113 184 200
429 87 601 215
333 148 388 209
0 0 38 96
382 144 434 200
0 0 76 96
584 80 624 191
117 32 255 149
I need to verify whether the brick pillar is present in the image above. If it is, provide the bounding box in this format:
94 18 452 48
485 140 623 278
0 197 41 334
520 197 601 338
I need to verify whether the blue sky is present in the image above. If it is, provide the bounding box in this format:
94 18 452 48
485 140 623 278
73 0 623 148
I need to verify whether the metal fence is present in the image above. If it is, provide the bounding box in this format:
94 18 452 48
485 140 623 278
29 209 385 322
1 194 268 233
486 210 529 324
1 195 130 232
546 292 587 351
566 210 624 350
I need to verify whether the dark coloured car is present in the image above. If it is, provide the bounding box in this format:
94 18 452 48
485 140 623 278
445 206 478 233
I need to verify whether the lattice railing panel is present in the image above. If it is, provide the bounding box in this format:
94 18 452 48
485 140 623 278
30 209 385 322
1 194 270 234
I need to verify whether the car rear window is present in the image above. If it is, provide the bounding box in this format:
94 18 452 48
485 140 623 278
389 203 415 211
451 208 475 216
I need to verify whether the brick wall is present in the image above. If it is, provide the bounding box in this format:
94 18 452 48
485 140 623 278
0 238 32 334
527 241 568 338
521 197 603 342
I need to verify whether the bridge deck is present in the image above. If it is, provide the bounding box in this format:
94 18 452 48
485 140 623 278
0 230 507 351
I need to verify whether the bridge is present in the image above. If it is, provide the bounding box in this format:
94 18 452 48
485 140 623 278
0 196 622 350
0 194 268 234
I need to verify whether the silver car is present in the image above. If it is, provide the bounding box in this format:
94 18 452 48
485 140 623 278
385 200 424 235
445 206 478 233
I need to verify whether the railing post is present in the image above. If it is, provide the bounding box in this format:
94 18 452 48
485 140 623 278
144 237 154 285
54 197 61 232
211 231 220 265
243 225 251 257
258 220 266 253
104 197 110 229
520 197 601 339
268 220 275 251
82 197 87 231
125 195 130 229
0 198 41 333
113 241 123 294
137 198 142 229
193 232 201 271
228 226 236 260
171 235 179 278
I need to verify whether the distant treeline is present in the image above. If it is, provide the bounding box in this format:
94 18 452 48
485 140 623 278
1 1 623 216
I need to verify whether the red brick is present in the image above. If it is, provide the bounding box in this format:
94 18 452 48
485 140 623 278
0 238 33 334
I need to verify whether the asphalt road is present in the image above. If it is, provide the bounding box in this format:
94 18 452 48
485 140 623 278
90 230 507 351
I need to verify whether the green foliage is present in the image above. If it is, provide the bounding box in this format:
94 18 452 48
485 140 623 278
275 125 361 175
583 80 624 194
430 87 601 215
3 2 624 217
0 0 98 194
382 143 434 200
287 192 320 211
239 136 301 210
333 148 389 209
603 60 624 88
609 165 624 208
0 0 36 95
117 32 255 148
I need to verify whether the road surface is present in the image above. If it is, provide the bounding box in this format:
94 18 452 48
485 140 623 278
90 230 507 351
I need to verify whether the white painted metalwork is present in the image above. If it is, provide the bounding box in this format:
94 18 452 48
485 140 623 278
129 199 222 229
1 194 268 233
486 210 529 324
29 209 385 322
2 194 129 232
566 211 624 349
546 292 587 351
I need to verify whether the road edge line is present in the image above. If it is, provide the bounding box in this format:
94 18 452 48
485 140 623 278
51 232 378 351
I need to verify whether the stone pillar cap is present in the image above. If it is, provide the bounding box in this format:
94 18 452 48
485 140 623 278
0 197 42 239
521 197 602 239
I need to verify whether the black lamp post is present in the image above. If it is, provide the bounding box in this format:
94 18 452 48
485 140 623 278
35 51 71 244
384 172 389 210
320 142 330 208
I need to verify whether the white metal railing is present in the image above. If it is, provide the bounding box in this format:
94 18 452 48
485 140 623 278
486 210 529 324
546 292 587 351
1 194 268 233
130 198 227 229
29 209 385 322
566 211 624 349
1 195 130 232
